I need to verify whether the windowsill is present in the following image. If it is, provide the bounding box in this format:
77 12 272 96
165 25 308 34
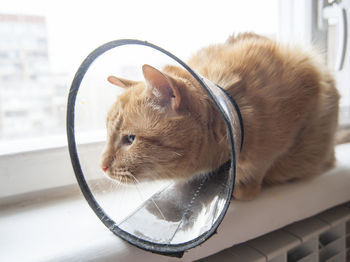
0 187 125 262
1 144 350 262
1 184 170 262
0 132 105 200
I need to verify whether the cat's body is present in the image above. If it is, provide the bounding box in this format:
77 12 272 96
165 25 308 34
101 33 339 200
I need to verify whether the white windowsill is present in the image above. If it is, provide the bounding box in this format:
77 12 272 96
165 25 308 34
0 131 105 200
1 144 350 262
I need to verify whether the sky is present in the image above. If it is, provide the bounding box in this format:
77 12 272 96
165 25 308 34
1 0 278 75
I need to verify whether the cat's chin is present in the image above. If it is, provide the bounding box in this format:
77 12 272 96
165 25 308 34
104 174 134 185
102 169 136 185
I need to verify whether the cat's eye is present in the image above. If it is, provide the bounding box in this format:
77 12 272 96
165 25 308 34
123 134 136 145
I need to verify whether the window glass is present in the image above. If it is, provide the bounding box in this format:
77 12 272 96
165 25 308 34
0 0 278 152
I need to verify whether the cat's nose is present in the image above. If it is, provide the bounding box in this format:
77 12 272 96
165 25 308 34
101 155 113 172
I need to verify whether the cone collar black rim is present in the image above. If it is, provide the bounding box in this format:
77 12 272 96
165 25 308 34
66 39 238 257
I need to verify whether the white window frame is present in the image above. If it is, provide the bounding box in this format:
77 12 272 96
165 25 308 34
278 0 350 126
0 137 104 200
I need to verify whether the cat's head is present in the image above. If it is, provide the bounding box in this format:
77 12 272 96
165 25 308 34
100 65 222 184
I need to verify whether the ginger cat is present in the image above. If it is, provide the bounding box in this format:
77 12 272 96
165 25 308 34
101 33 339 200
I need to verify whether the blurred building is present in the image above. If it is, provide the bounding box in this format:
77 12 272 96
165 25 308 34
0 13 68 140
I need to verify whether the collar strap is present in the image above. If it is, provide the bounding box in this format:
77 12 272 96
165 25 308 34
199 76 244 153
217 86 244 151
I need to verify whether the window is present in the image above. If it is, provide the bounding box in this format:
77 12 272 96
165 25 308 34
278 0 350 126
0 0 279 155
3 0 349 199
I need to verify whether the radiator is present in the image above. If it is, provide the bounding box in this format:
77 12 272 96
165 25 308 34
199 202 350 262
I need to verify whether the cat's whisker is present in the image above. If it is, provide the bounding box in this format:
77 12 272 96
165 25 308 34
125 173 166 221
173 151 183 157
123 175 129 186
218 134 228 145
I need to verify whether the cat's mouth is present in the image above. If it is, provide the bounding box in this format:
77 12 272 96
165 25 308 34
105 168 139 185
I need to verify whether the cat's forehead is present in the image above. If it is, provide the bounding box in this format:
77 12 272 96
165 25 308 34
107 87 149 130
106 104 122 131
108 87 139 118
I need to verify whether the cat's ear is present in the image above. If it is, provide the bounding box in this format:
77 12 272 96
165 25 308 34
142 64 181 111
107 76 139 88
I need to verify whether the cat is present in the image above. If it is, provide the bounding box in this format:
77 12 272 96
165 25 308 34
100 33 339 200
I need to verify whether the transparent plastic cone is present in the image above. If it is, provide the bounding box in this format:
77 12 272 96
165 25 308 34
68 40 242 254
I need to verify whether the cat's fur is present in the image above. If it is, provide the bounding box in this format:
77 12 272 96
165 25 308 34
101 33 339 200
